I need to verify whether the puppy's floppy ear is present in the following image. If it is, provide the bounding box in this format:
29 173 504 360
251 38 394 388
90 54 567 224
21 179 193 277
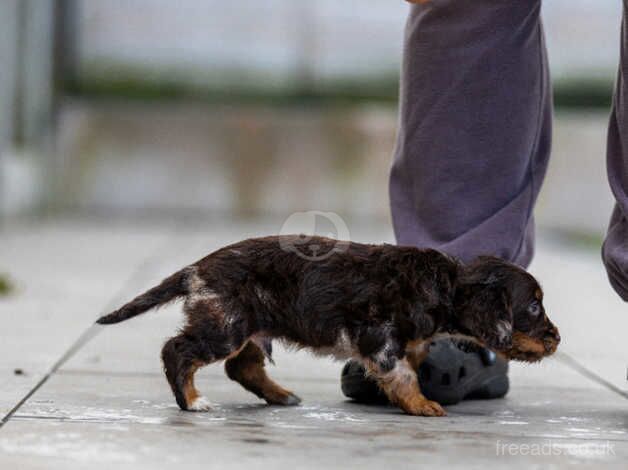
458 256 519 349
458 284 513 351
483 286 513 350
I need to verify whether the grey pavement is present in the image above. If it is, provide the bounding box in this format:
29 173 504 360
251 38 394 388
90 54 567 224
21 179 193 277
1 218 627 469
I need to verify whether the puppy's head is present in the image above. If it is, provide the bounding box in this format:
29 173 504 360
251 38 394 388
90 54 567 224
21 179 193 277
454 256 560 362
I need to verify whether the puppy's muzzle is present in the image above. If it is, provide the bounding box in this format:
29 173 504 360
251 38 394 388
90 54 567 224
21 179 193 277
542 325 561 354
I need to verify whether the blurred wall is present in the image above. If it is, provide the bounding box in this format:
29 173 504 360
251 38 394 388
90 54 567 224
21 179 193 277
74 0 621 89
53 102 615 239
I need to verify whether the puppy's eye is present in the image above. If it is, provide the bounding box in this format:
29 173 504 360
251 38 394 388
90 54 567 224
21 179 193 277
527 300 541 317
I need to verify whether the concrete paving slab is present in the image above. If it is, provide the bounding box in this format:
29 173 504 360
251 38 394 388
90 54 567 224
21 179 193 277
2 220 627 469
12 368 627 439
1 417 627 470
0 370 42 419
530 236 628 393
3 417 626 470
1 372 626 469
0 220 170 417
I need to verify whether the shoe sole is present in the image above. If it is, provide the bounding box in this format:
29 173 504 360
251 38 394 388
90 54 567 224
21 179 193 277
341 342 509 406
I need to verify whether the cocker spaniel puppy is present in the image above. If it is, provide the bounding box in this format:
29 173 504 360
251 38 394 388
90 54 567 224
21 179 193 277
98 236 560 417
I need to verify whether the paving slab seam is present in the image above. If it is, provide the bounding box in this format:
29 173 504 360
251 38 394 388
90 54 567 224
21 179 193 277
0 230 178 429
555 351 628 400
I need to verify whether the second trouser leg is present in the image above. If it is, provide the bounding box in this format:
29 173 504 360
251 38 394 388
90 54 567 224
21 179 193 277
390 0 552 267
602 1 628 301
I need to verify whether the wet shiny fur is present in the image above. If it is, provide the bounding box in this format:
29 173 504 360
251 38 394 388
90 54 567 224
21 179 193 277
98 236 560 416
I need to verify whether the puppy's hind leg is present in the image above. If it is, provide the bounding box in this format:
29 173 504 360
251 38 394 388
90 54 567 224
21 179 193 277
225 341 301 406
162 327 245 412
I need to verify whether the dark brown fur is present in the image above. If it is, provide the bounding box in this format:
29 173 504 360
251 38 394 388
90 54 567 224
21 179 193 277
97 236 560 416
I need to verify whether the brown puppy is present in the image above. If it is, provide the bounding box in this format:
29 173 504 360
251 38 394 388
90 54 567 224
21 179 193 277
97 236 560 416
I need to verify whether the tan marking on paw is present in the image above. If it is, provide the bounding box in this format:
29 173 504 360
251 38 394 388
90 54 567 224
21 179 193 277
402 398 446 417
368 358 447 417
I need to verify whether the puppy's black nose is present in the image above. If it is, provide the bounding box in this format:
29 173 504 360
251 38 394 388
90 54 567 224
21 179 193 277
548 328 560 343
544 325 560 343
543 327 560 353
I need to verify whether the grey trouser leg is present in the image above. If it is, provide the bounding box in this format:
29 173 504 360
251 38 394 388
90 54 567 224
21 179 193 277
603 2 628 301
389 0 551 266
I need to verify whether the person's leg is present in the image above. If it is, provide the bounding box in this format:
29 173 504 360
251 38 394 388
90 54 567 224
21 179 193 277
390 0 552 266
343 0 552 405
602 1 628 301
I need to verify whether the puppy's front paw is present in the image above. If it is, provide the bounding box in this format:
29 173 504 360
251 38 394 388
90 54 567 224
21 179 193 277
187 396 212 412
402 398 446 417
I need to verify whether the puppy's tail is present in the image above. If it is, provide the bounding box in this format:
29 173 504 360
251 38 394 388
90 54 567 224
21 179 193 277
96 269 189 325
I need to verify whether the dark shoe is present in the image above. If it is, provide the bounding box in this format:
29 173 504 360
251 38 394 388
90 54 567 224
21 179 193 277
340 339 509 406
